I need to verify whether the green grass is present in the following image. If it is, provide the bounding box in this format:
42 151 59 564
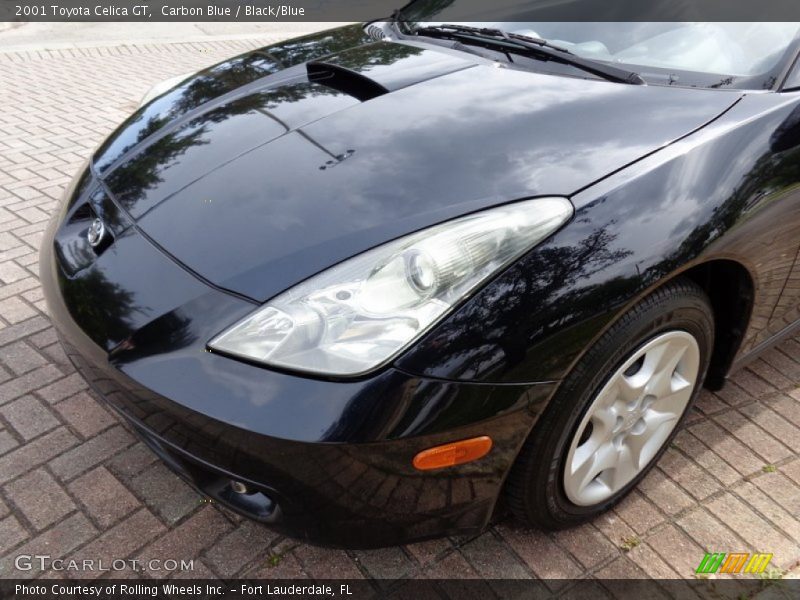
620 536 641 552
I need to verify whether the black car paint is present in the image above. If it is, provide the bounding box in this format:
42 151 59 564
42 24 800 546
99 41 739 304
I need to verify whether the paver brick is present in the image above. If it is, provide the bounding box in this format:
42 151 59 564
0 515 29 555
0 512 97 578
624 542 680 579
0 426 77 484
295 544 364 580
688 420 764 475
244 551 307 579
751 471 800 516
49 426 134 481
784 457 800 486
738 401 800 453
552 522 617 570
0 296 38 324
594 556 649 580
171 559 215 579
68 466 139 528
748 358 800 390
730 368 779 398
36 372 87 403
352 546 414 581
671 429 740 485
656 448 721 501
203 521 277 578
129 462 201 525
706 492 799 569
0 341 47 375
594 505 638 549
694 390 728 414
778 339 800 364
421 550 480 579
497 524 583 589
644 524 704 577
135 507 233 579
404 538 452 567
460 532 530 579
68 509 166 579
764 394 800 429
734 480 800 544
0 364 63 405
55 391 116 438
28 327 56 348
0 314 50 346
41 342 73 370
713 409 794 464
636 469 694 515
0 395 59 440
106 442 159 479
607 491 665 537
3 468 75 529
0 261 29 284
676 507 747 554
0 430 18 456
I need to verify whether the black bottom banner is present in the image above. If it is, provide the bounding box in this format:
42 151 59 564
1 579 798 600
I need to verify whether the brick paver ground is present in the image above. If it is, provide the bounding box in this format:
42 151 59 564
0 34 799 587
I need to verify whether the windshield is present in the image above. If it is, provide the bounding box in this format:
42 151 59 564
399 20 800 89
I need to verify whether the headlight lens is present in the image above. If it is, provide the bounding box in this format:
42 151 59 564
209 197 573 376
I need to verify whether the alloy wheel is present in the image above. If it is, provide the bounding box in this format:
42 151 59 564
563 330 700 506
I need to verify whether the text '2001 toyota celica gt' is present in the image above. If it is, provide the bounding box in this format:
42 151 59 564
42 12 800 547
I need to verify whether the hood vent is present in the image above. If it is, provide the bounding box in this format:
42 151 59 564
307 61 389 102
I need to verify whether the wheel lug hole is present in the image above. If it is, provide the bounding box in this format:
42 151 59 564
613 433 625 448
613 415 624 432
631 418 646 435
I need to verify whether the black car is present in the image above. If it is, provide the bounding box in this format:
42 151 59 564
41 13 800 548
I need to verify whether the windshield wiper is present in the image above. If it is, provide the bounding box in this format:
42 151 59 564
415 24 645 85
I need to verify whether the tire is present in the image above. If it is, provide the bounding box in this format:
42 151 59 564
505 276 714 529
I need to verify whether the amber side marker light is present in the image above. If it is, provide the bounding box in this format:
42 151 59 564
413 436 493 471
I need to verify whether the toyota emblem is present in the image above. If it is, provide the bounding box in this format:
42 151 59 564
87 218 106 247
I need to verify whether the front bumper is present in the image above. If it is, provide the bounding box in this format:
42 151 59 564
40 183 556 548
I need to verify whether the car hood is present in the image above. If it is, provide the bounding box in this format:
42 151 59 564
96 33 740 302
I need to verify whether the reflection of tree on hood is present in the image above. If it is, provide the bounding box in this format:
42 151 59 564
106 37 427 210
106 80 349 211
318 42 423 71
60 269 142 348
166 53 280 118
264 24 369 67
110 310 197 364
107 124 209 211
94 23 389 177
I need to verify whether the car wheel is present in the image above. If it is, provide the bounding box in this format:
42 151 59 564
505 277 714 529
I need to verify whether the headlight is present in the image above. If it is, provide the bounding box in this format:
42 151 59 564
209 197 573 376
